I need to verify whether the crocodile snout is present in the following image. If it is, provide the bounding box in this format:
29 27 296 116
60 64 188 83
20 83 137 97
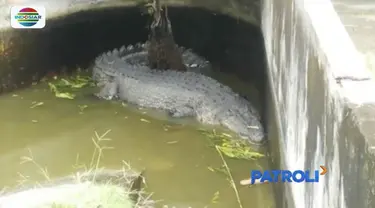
221 114 265 144
244 127 265 144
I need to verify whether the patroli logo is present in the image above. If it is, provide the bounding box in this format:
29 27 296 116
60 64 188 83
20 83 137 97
240 166 328 185
10 6 46 29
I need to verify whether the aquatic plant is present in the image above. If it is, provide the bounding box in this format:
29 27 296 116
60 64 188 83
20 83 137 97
199 129 265 160
46 69 94 100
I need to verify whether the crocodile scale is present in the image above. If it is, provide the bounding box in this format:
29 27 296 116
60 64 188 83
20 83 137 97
92 43 265 144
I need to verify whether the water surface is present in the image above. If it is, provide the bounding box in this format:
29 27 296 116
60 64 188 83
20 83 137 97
0 73 275 208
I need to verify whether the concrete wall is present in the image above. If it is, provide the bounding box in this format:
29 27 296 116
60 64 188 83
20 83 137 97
262 0 375 207
2 0 375 207
0 0 263 93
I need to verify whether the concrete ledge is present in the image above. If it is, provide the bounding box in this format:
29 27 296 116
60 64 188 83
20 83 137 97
263 0 375 207
0 0 260 28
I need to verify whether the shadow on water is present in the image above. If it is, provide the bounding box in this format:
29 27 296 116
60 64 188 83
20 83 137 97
0 6 276 208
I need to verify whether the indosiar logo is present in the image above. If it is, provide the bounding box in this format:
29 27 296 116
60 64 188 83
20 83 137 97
249 166 327 184
11 6 46 29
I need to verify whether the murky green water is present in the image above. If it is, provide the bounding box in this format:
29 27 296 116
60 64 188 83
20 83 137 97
0 72 275 208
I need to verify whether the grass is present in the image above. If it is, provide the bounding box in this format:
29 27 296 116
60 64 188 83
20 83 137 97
198 129 266 208
214 145 244 208
0 130 154 208
199 129 265 160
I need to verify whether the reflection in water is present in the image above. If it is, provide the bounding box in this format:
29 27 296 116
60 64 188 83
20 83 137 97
0 72 274 207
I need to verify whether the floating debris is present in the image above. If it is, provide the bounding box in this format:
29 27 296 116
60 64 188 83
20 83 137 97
78 105 88 112
210 191 220 204
48 82 76 100
140 118 151 123
240 178 268 186
30 101 44 108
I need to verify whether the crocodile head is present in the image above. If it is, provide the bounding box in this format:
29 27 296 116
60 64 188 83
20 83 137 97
221 114 265 144
219 100 265 144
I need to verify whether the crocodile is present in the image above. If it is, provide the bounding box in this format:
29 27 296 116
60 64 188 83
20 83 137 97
92 43 265 144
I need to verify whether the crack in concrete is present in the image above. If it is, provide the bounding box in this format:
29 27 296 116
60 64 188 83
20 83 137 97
335 76 371 84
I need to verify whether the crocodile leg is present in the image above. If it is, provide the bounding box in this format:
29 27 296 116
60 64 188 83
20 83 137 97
169 105 195 118
95 78 118 100
146 0 187 71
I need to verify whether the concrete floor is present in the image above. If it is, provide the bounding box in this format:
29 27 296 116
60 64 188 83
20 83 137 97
332 0 375 54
